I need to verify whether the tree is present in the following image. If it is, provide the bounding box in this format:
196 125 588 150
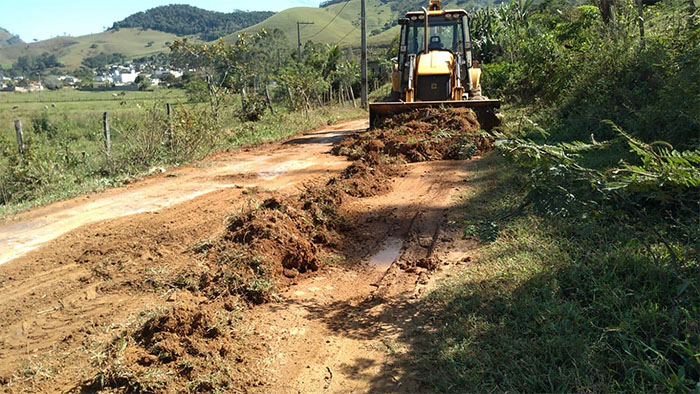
277 63 329 112
43 76 63 90
111 5 273 41
82 53 126 70
138 77 152 91
158 73 177 87
170 30 280 120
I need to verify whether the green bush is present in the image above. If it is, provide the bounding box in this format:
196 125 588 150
238 94 268 122
421 1 699 391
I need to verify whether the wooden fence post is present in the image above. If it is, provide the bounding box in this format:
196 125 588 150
103 112 111 157
14 120 24 154
166 103 173 146
264 85 275 115
349 87 357 108
286 86 296 111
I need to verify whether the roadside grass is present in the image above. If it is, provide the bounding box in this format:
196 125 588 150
368 82 392 102
0 89 365 218
417 153 700 392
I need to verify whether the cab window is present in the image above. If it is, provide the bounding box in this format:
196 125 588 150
405 18 465 55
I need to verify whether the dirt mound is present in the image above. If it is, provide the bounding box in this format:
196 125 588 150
88 295 242 393
335 107 494 163
226 201 321 273
329 157 398 198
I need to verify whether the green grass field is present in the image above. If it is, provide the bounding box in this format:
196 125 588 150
0 88 187 131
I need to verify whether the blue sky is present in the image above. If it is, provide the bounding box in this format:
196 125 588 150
0 0 319 41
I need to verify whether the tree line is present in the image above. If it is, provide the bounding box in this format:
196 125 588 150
169 28 366 121
111 5 275 41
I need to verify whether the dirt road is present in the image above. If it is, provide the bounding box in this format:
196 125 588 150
247 159 479 393
0 120 365 266
0 117 481 392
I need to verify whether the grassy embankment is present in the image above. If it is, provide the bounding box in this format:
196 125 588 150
0 88 365 217
412 0 699 391
417 149 698 391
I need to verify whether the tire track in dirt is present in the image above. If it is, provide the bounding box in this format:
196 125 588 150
0 108 489 392
246 159 480 393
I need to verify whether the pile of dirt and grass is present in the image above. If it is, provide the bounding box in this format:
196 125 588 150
79 108 497 392
334 107 496 163
81 165 396 392
89 295 243 393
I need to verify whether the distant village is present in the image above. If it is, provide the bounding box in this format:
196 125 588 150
0 62 184 92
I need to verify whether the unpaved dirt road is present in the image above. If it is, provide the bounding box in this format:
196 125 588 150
247 159 479 393
0 120 364 266
0 117 481 392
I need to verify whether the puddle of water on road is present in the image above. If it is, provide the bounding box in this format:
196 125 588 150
369 237 403 269
258 160 315 180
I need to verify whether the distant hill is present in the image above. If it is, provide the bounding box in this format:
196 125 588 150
233 0 396 47
0 27 24 48
0 29 183 69
111 5 275 41
0 1 500 70
233 0 499 48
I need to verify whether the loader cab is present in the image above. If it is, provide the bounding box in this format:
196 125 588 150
393 10 474 102
400 12 471 59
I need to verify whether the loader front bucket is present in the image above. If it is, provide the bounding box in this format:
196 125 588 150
369 100 502 131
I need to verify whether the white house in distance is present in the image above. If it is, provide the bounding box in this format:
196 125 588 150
113 69 139 85
155 69 183 79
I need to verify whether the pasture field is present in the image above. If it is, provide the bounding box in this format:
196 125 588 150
0 89 189 156
0 88 365 217
0 88 187 122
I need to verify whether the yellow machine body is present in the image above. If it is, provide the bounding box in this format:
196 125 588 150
370 0 501 128
416 51 453 76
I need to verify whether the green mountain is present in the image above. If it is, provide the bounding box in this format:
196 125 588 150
111 5 275 41
0 5 274 69
232 0 499 48
0 29 183 69
0 1 499 70
0 28 24 48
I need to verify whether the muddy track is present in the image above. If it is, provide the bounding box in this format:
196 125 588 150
248 159 480 393
0 115 484 393
0 120 363 391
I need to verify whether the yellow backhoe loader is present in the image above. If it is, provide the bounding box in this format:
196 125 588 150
369 0 501 128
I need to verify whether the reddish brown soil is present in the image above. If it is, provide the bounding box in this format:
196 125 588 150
335 107 496 163
0 112 491 393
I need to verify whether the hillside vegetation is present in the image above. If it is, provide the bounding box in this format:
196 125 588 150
233 1 393 47
233 0 497 48
0 28 182 69
111 5 274 41
415 0 699 391
0 5 271 69
0 28 23 48
0 0 503 69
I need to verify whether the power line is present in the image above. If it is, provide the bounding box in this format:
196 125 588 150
308 0 352 41
335 26 358 45
297 21 315 61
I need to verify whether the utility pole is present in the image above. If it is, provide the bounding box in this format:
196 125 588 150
360 0 368 109
297 21 314 62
